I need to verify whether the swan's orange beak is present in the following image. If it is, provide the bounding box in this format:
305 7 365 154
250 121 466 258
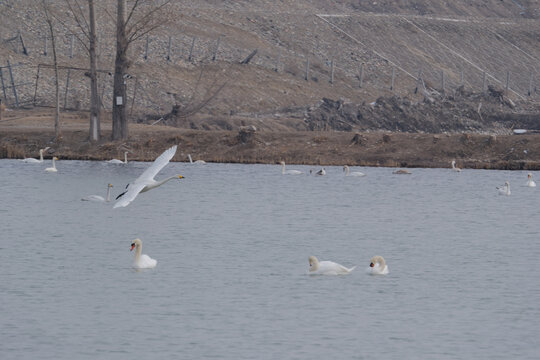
130 243 135 251
370 263 374 267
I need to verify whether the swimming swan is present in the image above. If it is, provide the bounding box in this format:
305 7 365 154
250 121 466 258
308 255 356 275
130 238 157 269
451 160 462 172
527 173 536 187
280 161 302 175
21 147 50 163
188 154 206 164
367 255 389 275
343 165 366 177
82 183 113 202
497 181 511 196
45 157 58 172
114 145 184 208
315 168 326 176
393 169 411 174
107 151 128 164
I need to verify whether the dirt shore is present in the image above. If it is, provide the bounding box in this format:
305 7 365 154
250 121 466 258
1 108 540 170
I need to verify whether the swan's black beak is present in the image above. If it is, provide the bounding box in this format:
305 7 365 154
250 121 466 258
370 263 374 267
130 243 135 251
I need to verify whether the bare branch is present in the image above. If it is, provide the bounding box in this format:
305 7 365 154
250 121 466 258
126 0 171 44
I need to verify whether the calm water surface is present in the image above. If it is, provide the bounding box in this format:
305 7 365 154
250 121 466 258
1 159 539 359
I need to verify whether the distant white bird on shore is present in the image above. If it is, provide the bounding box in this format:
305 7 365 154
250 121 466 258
114 145 183 208
130 238 157 269
308 256 355 275
367 255 389 275
315 168 326 176
343 165 366 177
393 169 411 175
82 184 113 202
280 161 302 175
45 157 58 172
526 173 536 187
188 154 206 164
106 151 128 164
497 181 511 196
451 160 461 172
21 147 50 163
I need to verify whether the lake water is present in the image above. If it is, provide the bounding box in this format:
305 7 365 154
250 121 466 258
1 158 539 359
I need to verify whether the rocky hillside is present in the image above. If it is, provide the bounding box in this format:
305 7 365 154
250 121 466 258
1 0 539 133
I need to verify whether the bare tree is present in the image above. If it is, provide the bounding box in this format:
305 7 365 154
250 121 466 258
112 0 171 140
54 0 101 141
42 0 61 140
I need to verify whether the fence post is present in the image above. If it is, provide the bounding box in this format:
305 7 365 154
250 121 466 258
212 35 222 61
167 36 172 62
7 60 19 107
19 33 28 55
390 66 395 90
188 37 196 62
274 50 281 72
69 34 74 58
43 35 48 56
441 69 445 93
33 64 41 106
304 58 309 81
330 59 334 84
0 68 7 103
64 69 71 109
359 63 364 88
144 35 149 61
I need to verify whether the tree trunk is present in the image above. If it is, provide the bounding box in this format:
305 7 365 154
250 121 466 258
112 0 128 140
88 0 100 141
43 1 61 140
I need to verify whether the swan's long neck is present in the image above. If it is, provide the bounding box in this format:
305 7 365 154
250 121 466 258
39 150 44 161
145 175 181 191
281 163 286 174
309 256 319 271
344 166 350 176
51 158 56 169
106 186 111 202
371 256 386 270
124 152 128 164
188 154 193 164
134 244 142 263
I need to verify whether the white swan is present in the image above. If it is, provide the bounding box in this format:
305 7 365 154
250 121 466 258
130 238 157 269
497 181 511 196
451 160 462 172
308 255 356 275
343 165 366 177
44 157 58 172
315 168 326 176
114 145 184 208
367 255 389 275
527 173 536 187
82 183 113 202
188 154 206 164
280 161 302 175
21 147 50 163
393 169 411 174
107 151 128 164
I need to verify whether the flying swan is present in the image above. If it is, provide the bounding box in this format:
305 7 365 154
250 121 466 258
367 255 389 275
451 160 461 172
308 255 356 275
527 173 536 187
130 238 157 269
280 161 302 175
188 154 206 164
497 181 511 196
45 157 58 172
106 151 128 164
21 147 50 163
114 145 183 208
343 165 366 177
82 183 113 202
